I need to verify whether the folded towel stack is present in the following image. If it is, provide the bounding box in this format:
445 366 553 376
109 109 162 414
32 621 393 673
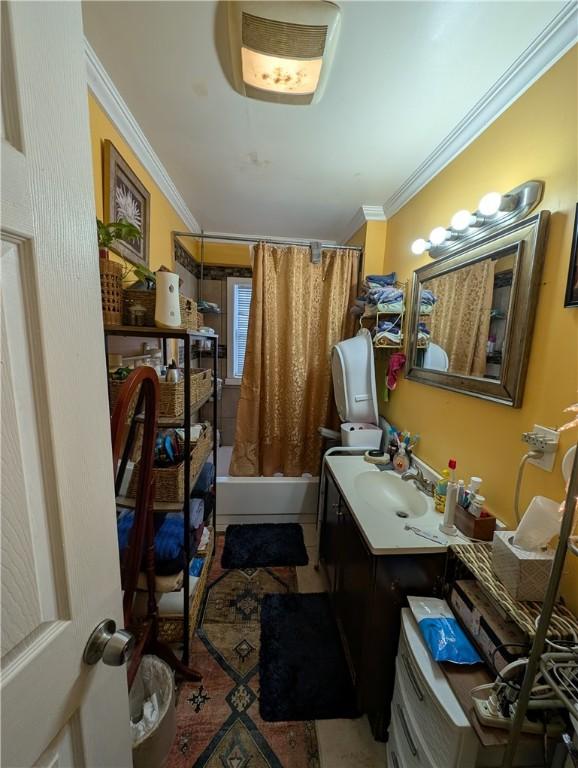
351 273 399 316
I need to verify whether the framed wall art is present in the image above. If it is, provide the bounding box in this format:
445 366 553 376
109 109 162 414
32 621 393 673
103 139 150 267
564 203 578 307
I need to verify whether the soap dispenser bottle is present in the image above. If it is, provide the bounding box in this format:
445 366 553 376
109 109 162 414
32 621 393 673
393 443 410 473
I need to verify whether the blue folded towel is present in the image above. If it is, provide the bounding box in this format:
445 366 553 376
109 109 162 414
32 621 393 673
366 273 396 286
420 289 437 306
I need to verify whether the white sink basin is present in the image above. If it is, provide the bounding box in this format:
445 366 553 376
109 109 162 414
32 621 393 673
353 471 428 519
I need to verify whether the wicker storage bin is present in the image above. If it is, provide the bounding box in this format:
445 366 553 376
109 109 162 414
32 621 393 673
127 425 213 505
191 369 212 403
109 377 184 419
109 370 212 418
99 259 123 325
123 288 197 331
157 527 214 643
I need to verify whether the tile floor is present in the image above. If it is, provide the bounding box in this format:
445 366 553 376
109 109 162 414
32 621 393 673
297 547 387 768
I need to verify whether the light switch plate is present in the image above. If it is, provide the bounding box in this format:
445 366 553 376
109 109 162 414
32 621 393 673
528 424 559 471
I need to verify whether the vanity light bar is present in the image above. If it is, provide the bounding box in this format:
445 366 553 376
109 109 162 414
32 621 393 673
410 180 544 260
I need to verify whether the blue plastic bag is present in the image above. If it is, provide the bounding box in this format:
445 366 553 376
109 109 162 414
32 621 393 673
407 596 481 665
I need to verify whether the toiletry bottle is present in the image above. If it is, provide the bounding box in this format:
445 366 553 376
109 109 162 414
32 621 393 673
393 444 410 473
440 459 458 535
470 494 485 519
457 479 465 507
434 469 450 513
464 476 482 509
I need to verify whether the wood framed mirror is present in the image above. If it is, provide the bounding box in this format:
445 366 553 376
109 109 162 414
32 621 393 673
406 211 550 407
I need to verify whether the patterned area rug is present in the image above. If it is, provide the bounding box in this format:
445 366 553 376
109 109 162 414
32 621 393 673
167 535 320 768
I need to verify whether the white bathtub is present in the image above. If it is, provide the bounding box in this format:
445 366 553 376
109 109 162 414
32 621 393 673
215 446 319 545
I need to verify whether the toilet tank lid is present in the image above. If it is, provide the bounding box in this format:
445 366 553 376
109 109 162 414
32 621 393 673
331 329 379 426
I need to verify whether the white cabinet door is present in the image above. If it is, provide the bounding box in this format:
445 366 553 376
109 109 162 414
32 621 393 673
1 2 132 765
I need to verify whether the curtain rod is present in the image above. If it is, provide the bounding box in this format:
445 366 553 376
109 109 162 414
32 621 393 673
173 230 363 253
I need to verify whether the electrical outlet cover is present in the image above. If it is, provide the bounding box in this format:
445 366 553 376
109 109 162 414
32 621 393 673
528 424 559 471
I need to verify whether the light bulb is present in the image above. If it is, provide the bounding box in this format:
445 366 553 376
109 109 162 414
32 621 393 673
478 192 502 217
411 238 430 255
429 227 449 246
451 209 474 231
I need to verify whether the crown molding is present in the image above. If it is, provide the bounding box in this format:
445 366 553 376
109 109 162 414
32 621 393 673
342 204 386 243
85 39 199 232
383 3 578 218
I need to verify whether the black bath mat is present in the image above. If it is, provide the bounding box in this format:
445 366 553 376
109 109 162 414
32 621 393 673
221 523 309 569
259 592 359 721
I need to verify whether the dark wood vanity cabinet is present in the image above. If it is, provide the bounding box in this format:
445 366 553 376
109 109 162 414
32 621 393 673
319 468 446 741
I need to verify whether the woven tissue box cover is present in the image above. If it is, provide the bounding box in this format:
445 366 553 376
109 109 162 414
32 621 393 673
492 531 554 602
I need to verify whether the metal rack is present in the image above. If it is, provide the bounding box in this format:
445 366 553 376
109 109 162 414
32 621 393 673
502 441 578 767
104 324 218 666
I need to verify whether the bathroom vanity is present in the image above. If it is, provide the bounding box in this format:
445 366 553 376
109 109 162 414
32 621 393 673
318 455 460 740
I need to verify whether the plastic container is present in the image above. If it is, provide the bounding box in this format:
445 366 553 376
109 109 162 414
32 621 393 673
130 656 176 768
340 422 382 449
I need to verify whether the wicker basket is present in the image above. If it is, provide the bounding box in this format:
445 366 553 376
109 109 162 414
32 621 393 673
123 288 197 331
158 527 214 643
191 369 212 403
109 369 212 419
127 425 213 504
99 259 123 325
109 376 183 419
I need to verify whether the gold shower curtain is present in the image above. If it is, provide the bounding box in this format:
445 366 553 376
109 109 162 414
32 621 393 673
428 259 495 376
230 243 360 477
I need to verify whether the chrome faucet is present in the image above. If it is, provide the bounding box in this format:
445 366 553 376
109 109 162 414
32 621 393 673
401 465 436 497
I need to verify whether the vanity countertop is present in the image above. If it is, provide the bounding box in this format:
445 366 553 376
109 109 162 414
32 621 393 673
325 455 466 556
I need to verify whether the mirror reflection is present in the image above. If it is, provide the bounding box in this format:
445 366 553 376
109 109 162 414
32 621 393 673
415 252 514 379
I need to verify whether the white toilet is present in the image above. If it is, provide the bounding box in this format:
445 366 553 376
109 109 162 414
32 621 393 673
329 329 383 450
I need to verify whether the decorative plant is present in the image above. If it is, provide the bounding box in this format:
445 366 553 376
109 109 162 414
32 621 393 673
97 218 141 252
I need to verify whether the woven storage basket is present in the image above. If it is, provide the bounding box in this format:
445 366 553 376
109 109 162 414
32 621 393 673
123 289 197 331
109 377 184 419
99 259 123 325
127 424 213 504
191 369 212 403
109 370 212 418
158 527 214 643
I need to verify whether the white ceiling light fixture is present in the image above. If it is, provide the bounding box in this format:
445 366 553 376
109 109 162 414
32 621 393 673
228 1 341 105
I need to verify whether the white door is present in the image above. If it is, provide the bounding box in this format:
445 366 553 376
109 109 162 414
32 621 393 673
1 2 132 766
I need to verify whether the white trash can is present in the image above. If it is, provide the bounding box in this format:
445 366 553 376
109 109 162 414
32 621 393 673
129 655 176 768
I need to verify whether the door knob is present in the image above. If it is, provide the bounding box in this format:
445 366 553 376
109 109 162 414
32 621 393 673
83 619 134 666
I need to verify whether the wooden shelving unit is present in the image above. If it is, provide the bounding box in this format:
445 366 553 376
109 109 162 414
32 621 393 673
104 324 218 665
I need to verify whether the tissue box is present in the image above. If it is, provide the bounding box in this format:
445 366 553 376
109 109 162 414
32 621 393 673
492 531 554 602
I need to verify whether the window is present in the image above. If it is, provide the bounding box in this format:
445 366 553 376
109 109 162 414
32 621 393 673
227 277 252 383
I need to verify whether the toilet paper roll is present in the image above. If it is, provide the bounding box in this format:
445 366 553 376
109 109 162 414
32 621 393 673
513 495 563 551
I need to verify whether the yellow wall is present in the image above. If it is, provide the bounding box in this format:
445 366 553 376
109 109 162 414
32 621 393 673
199 242 252 267
347 220 388 277
88 93 188 271
381 48 578 606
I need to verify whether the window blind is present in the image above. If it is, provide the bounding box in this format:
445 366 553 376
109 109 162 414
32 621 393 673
233 282 252 378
